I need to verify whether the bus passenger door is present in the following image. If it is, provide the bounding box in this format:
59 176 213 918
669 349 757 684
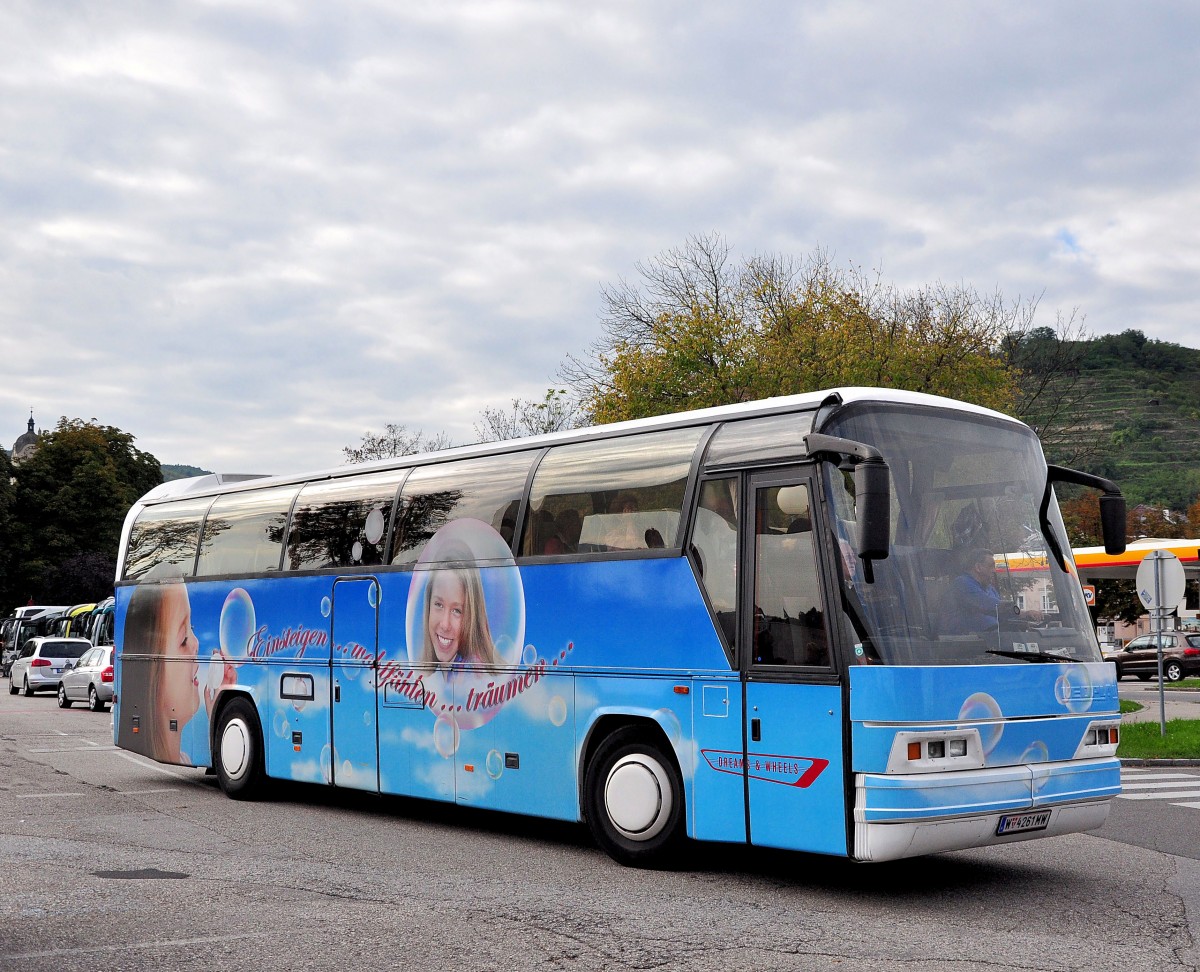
331 577 380 792
742 469 847 855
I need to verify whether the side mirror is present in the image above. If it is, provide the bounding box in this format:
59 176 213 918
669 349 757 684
1099 494 1127 556
805 432 892 575
854 457 890 560
1047 465 1126 556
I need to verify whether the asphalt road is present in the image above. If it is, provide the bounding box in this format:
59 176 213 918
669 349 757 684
2 690 1198 972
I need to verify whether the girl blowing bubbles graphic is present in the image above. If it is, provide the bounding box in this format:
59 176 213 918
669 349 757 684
119 566 236 763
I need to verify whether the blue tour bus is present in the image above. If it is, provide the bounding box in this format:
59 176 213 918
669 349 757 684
112 388 1127 866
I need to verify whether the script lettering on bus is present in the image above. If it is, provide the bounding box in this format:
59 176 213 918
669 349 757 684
249 624 329 659
373 642 576 718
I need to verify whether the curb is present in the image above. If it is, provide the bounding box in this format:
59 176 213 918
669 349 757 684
1120 758 1200 767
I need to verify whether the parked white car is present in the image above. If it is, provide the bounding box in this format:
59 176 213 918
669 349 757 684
7 637 92 697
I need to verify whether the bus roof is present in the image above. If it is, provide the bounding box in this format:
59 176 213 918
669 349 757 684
135 387 1024 508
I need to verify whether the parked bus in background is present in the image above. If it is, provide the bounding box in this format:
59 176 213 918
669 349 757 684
85 597 115 647
1 606 69 677
48 603 98 640
112 388 1127 866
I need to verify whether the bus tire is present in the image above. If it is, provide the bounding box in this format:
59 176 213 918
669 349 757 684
214 697 266 800
584 727 684 867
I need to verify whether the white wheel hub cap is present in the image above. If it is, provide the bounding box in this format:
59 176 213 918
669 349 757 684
220 720 250 780
604 754 673 841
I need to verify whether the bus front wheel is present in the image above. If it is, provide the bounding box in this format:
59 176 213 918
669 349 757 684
584 728 683 867
214 697 266 799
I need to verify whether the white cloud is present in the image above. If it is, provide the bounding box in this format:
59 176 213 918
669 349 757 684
2 1 1198 472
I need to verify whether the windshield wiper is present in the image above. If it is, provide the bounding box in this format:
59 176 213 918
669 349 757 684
986 649 1075 664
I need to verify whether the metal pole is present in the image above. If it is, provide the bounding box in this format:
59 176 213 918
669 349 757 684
1155 552 1166 737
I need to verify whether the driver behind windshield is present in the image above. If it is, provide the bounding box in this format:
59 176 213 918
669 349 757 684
942 548 1002 636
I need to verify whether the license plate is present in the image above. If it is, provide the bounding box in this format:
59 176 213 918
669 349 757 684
996 810 1051 835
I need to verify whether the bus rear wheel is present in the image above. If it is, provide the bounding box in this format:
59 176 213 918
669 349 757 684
214 697 266 799
584 728 683 867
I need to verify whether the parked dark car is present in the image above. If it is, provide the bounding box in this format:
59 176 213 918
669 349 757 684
58 645 115 711
1108 632 1200 682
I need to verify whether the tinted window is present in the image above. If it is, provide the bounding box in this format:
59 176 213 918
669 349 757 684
391 453 534 566
286 471 406 571
521 428 703 556
706 412 815 467
197 486 298 577
124 497 213 580
40 641 90 660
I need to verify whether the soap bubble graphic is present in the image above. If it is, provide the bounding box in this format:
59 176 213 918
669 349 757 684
655 707 684 747
958 692 1004 755
219 589 256 660
320 596 332 618
1054 665 1094 713
485 749 504 780
1021 740 1049 763
433 712 460 759
320 744 333 784
1022 741 1051 793
548 696 567 727
273 708 290 739
352 542 363 563
365 507 386 545
368 582 380 608
522 644 537 667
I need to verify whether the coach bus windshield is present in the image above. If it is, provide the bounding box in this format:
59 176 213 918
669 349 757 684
821 403 1100 667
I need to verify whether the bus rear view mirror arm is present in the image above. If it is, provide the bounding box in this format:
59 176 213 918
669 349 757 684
1046 465 1127 557
804 433 891 581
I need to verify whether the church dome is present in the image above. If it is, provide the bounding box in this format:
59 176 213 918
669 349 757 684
11 413 39 465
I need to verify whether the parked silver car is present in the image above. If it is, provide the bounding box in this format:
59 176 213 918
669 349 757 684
7 637 92 697
57 645 115 711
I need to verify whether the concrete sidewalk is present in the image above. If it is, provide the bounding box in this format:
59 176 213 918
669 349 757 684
1121 695 1198 723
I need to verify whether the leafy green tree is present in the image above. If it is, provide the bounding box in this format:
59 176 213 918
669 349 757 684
561 234 1073 424
11 419 162 607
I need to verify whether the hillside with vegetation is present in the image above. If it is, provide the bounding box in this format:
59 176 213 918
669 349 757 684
1027 330 1200 512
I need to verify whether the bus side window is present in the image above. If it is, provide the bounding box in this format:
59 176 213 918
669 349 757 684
285 471 405 571
390 453 534 566
197 485 298 576
122 497 213 580
520 428 703 557
690 478 738 651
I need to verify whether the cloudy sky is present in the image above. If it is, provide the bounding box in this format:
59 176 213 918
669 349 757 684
2 1 1196 475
